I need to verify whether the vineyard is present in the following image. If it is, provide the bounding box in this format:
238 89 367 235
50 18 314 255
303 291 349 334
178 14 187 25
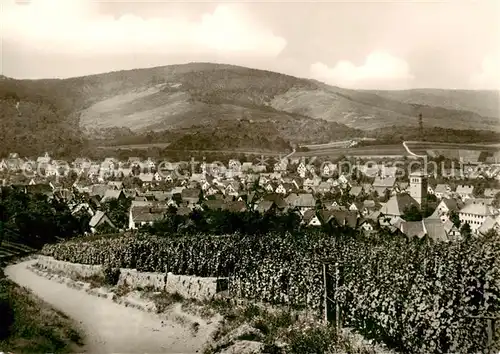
41 231 500 353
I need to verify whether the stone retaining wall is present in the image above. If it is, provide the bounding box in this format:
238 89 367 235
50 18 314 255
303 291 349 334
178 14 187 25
35 256 228 300
118 269 166 291
166 273 228 301
36 255 103 278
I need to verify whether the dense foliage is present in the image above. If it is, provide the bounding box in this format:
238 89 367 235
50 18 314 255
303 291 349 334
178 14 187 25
42 229 500 353
142 208 303 237
0 187 89 248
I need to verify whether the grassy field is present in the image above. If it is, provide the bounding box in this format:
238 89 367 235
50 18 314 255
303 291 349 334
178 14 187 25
0 275 85 354
405 141 500 152
294 144 409 158
97 142 172 150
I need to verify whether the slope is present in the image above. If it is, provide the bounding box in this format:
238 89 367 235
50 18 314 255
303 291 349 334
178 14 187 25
0 62 498 157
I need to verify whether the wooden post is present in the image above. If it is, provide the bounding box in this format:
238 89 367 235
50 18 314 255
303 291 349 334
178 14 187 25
335 262 340 333
323 262 328 324
486 319 493 353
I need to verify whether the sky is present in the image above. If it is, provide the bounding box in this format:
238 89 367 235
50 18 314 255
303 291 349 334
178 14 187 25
0 0 499 90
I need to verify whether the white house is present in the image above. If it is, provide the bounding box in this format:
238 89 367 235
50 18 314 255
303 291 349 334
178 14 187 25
459 201 497 232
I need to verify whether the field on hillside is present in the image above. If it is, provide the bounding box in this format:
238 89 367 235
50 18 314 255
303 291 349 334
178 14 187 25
97 142 172 150
405 141 500 152
41 231 500 353
295 144 409 158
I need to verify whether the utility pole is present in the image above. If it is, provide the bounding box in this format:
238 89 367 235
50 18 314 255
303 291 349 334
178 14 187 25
418 113 423 140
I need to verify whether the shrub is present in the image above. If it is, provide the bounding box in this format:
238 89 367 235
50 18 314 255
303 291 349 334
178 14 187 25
287 326 336 354
102 265 120 286
0 291 14 340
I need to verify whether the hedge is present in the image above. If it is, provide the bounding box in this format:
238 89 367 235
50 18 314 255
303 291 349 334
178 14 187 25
41 231 500 353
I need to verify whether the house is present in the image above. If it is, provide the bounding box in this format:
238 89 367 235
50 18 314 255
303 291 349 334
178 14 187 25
190 173 206 184
274 159 288 173
359 164 380 178
338 174 350 186
395 182 409 193
262 193 287 211
297 162 307 177
128 204 167 229
322 163 337 177
265 182 278 193
316 181 333 194
138 173 156 185
142 158 156 171
71 202 95 217
303 176 321 190
181 188 201 205
372 177 396 196
435 198 463 218
362 200 381 215
381 166 398 178
434 184 452 199
456 185 474 200
117 168 133 179
223 181 240 197
459 201 497 232
399 217 448 242
484 188 500 198
285 193 316 215
459 150 481 165
241 162 254 173
203 199 227 211
358 219 377 233
327 210 358 228
73 157 92 171
228 159 242 172
349 186 363 198
88 164 101 179
381 194 420 218
275 183 294 195
303 210 322 226
443 219 461 241
89 210 116 233
255 200 275 214
89 184 109 198
149 191 172 202
101 189 125 203
349 202 363 213
226 200 247 213
465 197 493 206
36 152 51 165
128 157 142 165
107 181 124 190
478 215 500 236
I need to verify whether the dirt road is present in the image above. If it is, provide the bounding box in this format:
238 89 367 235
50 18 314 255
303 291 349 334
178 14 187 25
5 260 210 354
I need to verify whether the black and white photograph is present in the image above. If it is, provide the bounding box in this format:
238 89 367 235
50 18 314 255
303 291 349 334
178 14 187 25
0 0 499 353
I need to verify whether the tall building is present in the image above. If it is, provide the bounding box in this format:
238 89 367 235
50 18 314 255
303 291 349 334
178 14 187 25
409 171 428 206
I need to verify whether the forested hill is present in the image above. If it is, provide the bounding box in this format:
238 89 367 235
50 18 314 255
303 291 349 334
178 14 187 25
0 63 498 156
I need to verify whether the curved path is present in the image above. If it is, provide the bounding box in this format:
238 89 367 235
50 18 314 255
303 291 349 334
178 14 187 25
5 260 209 354
402 141 426 158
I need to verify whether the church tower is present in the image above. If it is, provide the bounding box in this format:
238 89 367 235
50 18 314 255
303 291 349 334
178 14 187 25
409 171 428 206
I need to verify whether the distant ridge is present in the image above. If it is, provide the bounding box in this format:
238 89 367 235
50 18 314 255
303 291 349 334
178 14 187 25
0 62 499 156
